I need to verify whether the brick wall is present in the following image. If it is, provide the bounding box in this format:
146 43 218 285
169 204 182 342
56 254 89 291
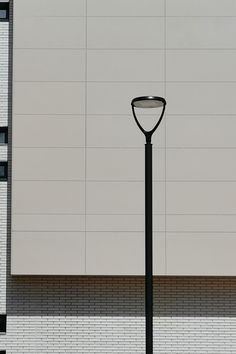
0 17 8 315
2 276 236 353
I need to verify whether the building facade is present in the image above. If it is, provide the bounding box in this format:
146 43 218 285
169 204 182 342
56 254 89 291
1 0 236 352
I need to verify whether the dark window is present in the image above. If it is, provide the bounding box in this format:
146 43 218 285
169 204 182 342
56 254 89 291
0 127 8 144
0 2 9 21
0 314 6 332
0 351 6 354
0 162 7 181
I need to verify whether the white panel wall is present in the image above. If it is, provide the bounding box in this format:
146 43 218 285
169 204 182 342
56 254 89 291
165 0 236 275
11 0 236 276
11 0 87 275
85 0 166 276
11 0 167 275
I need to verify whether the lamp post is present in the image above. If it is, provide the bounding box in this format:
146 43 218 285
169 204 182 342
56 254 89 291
131 96 166 354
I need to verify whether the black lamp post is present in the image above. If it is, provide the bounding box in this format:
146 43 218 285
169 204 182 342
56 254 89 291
131 96 166 354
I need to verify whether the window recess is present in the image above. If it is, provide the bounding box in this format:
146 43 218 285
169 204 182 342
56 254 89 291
0 127 8 144
0 161 7 181
0 314 6 332
0 2 9 21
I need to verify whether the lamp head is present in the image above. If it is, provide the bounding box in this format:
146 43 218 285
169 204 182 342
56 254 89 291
131 95 166 142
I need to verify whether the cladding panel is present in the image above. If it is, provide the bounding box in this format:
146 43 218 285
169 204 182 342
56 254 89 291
11 0 236 277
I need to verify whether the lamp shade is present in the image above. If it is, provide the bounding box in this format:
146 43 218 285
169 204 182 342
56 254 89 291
131 96 166 109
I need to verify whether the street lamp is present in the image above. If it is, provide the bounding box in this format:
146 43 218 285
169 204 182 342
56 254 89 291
131 96 166 354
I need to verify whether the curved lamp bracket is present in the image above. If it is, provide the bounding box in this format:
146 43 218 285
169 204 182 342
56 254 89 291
131 96 166 143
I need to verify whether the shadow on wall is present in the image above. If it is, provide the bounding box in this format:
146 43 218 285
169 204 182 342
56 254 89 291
6 276 236 317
